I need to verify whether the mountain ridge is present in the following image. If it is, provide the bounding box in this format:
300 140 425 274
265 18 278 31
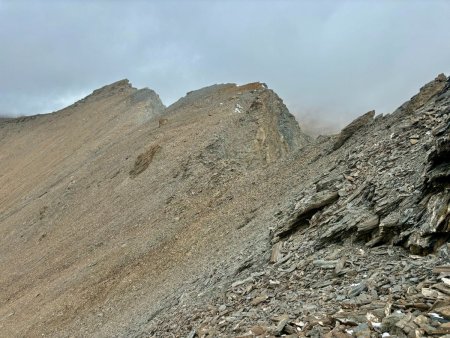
0 75 449 337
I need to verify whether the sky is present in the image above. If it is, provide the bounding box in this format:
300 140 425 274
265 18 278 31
1 0 450 130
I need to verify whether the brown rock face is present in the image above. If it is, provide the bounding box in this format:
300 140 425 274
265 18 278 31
1 75 449 338
129 144 161 178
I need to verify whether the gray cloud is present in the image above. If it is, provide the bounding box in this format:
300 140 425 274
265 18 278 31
1 0 450 130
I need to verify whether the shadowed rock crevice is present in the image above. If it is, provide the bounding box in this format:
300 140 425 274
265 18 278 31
272 190 339 240
129 144 161 178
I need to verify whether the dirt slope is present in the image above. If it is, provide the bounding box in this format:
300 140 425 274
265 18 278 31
0 75 449 338
0 80 309 337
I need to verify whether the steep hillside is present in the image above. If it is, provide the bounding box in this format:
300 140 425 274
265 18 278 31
0 75 449 338
0 80 309 337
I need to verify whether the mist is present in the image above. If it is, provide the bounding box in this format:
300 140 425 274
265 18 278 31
1 0 450 131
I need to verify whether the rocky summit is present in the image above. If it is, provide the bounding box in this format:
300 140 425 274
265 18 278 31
0 75 449 338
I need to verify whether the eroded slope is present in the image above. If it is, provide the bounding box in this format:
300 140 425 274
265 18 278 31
1 75 449 338
0 81 309 337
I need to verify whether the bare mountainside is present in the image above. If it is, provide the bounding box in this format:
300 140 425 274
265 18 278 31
0 76 449 337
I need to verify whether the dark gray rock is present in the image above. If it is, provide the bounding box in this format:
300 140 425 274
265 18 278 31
333 110 375 150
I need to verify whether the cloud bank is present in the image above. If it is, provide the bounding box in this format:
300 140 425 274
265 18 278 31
1 0 449 130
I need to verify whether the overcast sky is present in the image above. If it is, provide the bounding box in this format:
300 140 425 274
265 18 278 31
1 0 449 129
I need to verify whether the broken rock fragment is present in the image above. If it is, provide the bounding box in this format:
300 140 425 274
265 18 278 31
274 190 339 240
333 110 375 150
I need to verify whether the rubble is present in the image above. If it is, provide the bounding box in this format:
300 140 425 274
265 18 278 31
149 240 450 337
145 75 450 337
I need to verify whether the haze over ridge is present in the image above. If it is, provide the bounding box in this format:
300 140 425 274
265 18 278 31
1 0 450 131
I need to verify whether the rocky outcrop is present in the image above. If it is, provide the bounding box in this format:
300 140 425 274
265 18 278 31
128 87 166 123
223 87 309 166
69 79 165 123
283 74 450 255
406 73 448 111
272 190 339 240
333 110 375 150
129 144 161 178
165 82 310 169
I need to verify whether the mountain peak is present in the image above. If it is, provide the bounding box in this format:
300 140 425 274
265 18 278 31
86 78 135 100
